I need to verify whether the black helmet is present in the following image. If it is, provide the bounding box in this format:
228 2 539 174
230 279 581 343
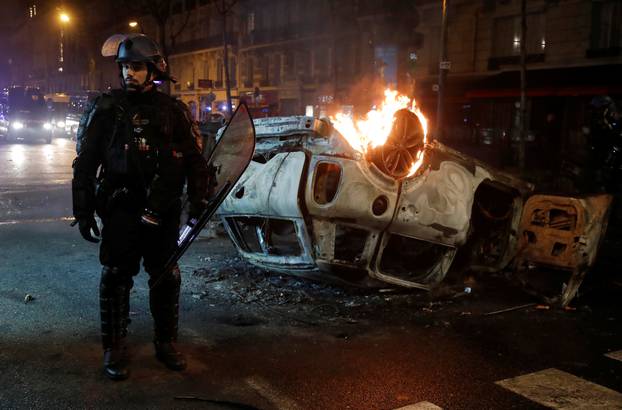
101 34 171 82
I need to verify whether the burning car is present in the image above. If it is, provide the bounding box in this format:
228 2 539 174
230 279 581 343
216 91 612 306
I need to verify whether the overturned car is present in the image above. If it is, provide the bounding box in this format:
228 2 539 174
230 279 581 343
216 94 611 307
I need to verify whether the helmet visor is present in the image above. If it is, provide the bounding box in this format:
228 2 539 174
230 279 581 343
102 34 163 62
101 34 128 57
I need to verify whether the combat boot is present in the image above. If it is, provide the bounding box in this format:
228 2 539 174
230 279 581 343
100 266 131 381
150 266 186 371
103 342 129 380
154 341 187 370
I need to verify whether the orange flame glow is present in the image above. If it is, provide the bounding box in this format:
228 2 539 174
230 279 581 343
331 89 428 177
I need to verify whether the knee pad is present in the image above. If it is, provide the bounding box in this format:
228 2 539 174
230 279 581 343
100 266 133 290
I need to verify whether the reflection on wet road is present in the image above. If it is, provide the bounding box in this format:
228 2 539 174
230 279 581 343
0 138 75 222
0 138 75 188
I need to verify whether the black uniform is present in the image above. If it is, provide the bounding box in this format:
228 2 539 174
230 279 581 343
72 87 209 352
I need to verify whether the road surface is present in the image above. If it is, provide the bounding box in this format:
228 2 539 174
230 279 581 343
1 137 621 409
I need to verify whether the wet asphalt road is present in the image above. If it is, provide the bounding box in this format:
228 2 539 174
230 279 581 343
1 137 622 409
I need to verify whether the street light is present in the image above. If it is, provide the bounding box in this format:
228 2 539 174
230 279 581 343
57 11 70 87
129 21 138 28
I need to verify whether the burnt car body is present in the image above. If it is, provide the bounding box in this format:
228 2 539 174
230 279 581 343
216 115 612 306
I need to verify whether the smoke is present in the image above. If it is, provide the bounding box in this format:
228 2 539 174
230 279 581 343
342 74 390 118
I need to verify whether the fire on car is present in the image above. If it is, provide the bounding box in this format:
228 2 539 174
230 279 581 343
216 90 612 307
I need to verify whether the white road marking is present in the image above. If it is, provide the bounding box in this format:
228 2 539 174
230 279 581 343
394 401 443 410
606 350 622 362
0 216 74 226
496 368 622 409
245 376 300 410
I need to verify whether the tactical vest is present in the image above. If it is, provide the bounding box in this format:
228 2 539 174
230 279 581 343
79 90 186 215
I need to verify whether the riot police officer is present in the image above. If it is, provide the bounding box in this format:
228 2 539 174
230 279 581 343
72 34 209 380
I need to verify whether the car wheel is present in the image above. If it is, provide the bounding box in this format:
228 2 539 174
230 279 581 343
375 109 425 179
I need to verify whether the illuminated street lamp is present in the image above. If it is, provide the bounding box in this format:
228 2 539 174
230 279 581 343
129 21 138 28
58 11 71 75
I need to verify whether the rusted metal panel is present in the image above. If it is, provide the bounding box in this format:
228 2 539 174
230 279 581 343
516 193 613 306
517 194 612 270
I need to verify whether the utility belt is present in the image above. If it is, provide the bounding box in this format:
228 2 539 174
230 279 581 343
95 178 147 218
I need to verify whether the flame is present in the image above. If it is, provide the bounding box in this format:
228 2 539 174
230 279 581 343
331 89 428 177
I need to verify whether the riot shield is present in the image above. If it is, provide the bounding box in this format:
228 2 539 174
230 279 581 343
153 103 255 287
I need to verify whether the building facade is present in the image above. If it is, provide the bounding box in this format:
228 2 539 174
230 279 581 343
166 0 421 120
411 0 622 167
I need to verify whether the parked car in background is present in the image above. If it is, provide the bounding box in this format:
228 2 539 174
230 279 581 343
45 93 71 137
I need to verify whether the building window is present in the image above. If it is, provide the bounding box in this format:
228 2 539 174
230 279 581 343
296 51 311 82
374 46 397 87
247 12 255 32
261 54 270 86
216 58 223 87
229 57 237 87
276 2 287 27
315 47 329 81
493 13 546 57
203 60 209 79
285 51 295 80
270 54 281 86
591 1 622 49
427 27 440 75
29 4 37 18
245 57 254 87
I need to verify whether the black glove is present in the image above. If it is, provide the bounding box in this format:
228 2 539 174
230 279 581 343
76 216 101 243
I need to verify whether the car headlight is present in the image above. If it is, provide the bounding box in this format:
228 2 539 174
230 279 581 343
43 122 53 130
11 121 24 130
56 121 65 128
